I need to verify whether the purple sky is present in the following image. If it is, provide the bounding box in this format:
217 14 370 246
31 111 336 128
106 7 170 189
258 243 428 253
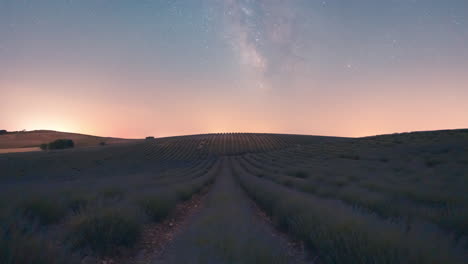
1 0 467 138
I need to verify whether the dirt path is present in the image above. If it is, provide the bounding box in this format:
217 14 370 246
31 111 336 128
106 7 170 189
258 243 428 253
93 188 209 264
152 157 308 264
130 190 208 264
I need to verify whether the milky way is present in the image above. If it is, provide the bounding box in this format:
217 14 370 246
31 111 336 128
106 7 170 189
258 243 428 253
1 0 468 137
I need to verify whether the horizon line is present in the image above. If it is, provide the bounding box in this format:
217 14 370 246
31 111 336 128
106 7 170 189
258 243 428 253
3 127 467 140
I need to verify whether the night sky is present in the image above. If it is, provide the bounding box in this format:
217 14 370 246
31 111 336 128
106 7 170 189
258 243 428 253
1 0 467 138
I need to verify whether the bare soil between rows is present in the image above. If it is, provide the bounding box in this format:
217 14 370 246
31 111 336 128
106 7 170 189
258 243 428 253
85 188 210 264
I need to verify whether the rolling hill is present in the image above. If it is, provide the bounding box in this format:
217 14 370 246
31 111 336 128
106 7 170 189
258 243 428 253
0 130 134 149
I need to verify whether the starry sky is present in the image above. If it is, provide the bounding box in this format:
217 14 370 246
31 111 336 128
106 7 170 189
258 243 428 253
1 0 468 138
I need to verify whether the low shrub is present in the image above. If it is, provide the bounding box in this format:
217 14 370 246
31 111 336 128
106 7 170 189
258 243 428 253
68 210 141 256
425 158 443 167
287 170 308 179
0 224 74 264
282 179 293 187
302 182 317 194
339 154 360 160
66 195 90 214
176 187 193 201
138 196 175 222
19 196 67 225
100 188 125 200
47 139 74 150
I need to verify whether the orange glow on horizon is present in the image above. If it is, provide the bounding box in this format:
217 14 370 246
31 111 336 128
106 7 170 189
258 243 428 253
1 67 467 139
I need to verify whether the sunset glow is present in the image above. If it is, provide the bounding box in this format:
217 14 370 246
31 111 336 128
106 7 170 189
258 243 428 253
1 1 467 138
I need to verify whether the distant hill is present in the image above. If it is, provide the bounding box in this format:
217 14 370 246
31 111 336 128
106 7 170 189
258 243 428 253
0 130 134 149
